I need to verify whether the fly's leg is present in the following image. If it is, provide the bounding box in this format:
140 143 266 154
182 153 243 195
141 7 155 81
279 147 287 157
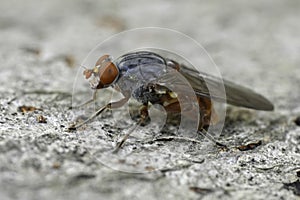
197 129 228 149
145 130 227 150
67 95 130 131
113 103 149 153
197 96 219 130
153 95 226 149
70 90 98 109
197 97 227 149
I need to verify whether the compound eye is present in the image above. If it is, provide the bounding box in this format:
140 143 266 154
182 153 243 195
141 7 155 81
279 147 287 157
99 62 119 87
95 55 110 67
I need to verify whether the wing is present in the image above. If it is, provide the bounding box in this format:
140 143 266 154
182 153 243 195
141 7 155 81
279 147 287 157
172 62 274 111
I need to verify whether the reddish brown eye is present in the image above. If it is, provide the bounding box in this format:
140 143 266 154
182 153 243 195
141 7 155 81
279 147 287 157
95 55 110 66
98 62 119 87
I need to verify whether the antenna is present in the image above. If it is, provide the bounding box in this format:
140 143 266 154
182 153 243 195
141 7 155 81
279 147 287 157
80 65 88 70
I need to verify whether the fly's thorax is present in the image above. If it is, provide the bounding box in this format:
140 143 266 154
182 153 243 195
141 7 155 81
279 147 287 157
114 51 168 97
116 64 167 91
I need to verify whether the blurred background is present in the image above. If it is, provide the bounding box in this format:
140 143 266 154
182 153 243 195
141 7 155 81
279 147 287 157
0 0 299 199
1 0 299 109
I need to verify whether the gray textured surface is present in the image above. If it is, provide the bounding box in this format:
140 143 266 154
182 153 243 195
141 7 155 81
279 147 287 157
0 0 300 199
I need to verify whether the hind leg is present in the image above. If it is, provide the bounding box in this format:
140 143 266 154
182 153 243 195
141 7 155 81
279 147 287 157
197 96 219 130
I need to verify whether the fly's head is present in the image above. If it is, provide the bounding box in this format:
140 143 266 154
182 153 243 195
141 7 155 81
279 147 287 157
83 55 119 89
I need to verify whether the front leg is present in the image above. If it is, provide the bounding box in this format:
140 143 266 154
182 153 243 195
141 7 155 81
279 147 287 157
67 94 130 131
70 90 98 109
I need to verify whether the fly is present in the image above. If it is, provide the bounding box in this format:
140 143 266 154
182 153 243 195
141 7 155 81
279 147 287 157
68 51 274 151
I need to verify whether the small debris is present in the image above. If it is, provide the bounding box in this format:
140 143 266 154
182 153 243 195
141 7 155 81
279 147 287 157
52 162 61 169
186 157 205 164
66 124 76 132
37 115 47 123
294 116 300 126
145 166 156 172
253 165 276 171
17 105 42 113
189 187 213 195
160 163 192 173
22 46 41 55
237 140 262 151
68 173 96 185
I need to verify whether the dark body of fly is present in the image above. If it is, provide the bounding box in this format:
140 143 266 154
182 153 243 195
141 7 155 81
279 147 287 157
69 51 274 150
75 51 274 131
114 51 169 104
111 51 274 129
113 51 216 129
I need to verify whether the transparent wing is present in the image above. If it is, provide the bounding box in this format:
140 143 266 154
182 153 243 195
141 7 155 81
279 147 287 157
172 62 274 111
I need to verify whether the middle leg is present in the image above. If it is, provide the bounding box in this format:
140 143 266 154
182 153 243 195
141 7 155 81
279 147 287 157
113 103 149 153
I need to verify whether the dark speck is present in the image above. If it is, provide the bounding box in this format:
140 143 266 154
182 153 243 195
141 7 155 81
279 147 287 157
189 187 213 195
294 116 300 126
107 130 113 133
68 173 96 185
296 170 300 178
